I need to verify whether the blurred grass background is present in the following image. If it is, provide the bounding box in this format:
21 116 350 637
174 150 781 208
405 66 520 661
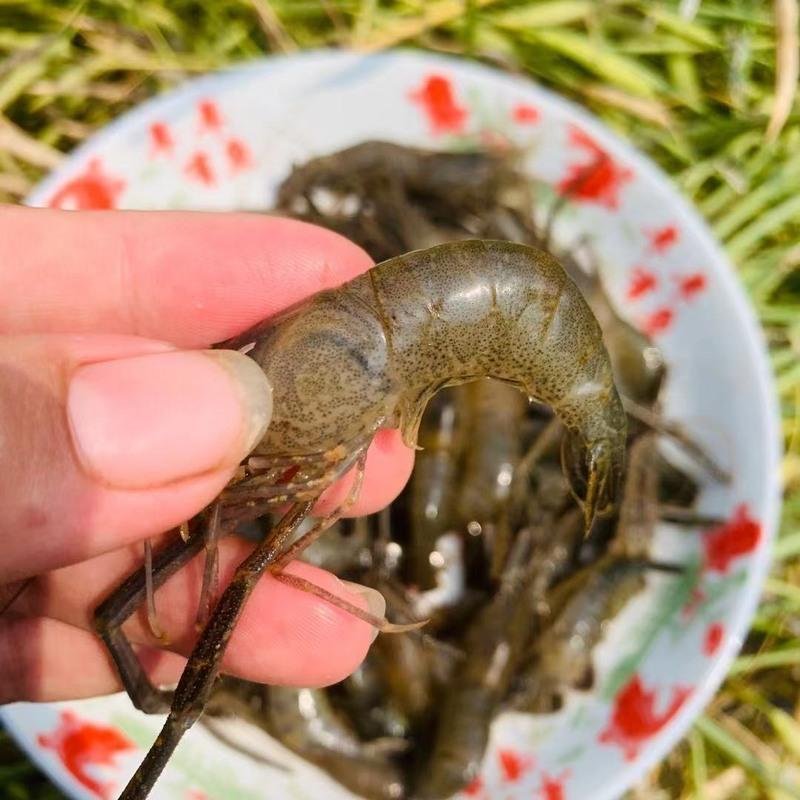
0 0 798 797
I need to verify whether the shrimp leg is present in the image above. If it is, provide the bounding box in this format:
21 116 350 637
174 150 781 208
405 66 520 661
195 501 221 628
118 453 391 800
142 540 163 640
269 454 422 633
94 529 206 714
117 500 313 800
623 398 732 483
659 505 727 527
270 451 368 571
95 490 299 716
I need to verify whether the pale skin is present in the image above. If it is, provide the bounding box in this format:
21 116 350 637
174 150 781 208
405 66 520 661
0 206 414 704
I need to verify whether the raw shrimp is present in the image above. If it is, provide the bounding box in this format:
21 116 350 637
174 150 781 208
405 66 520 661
101 238 625 800
610 433 659 559
231 239 626 526
409 388 463 589
275 142 521 259
266 686 407 800
276 141 515 218
208 681 406 800
522 556 650 709
456 379 530 577
514 434 679 713
560 252 666 407
413 531 537 799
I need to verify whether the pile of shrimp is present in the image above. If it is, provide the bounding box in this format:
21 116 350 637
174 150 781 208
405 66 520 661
202 142 727 800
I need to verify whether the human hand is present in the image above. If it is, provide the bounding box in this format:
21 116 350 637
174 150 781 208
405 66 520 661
0 206 414 703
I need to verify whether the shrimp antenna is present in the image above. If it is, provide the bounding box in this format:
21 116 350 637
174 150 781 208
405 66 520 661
640 559 686 575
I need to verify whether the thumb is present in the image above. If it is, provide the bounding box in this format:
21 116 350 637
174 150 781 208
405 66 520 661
0 334 271 582
67 346 271 489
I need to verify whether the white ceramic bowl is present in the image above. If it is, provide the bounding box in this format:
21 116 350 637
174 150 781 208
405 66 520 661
0 50 780 800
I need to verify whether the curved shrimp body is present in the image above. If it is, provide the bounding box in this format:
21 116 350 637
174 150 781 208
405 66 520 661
457 379 528 525
276 141 512 214
244 240 625 522
508 556 646 714
409 387 463 588
267 686 406 800
413 531 537 800
564 262 665 407
538 556 646 691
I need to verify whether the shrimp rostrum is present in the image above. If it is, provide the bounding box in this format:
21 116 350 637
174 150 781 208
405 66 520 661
98 238 626 800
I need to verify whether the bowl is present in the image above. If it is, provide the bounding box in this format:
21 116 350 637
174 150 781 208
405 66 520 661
0 50 780 800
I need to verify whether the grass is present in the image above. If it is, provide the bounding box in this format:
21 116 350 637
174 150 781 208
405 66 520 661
0 1 798 797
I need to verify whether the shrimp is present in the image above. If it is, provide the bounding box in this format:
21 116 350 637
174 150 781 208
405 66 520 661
275 142 520 260
266 686 407 800
412 530 538 800
609 433 659 559
101 238 625 800
512 434 680 713
514 556 682 715
561 251 666 408
456 379 530 577
409 387 464 589
276 141 514 217
233 239 625 524
208 681 406 800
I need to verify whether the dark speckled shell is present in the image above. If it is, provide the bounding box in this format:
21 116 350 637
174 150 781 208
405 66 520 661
365 240 623 444
248 240 625 483
249 284 395 456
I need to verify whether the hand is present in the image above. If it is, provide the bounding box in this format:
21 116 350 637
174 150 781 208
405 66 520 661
0 206 414 704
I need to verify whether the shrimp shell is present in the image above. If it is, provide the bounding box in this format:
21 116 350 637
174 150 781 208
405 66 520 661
240 239 626 524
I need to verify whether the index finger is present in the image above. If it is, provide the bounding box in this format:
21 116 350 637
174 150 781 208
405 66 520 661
0 206 373 346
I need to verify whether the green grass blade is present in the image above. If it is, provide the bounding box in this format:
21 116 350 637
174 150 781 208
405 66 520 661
493 0 594 30
525 27 665 98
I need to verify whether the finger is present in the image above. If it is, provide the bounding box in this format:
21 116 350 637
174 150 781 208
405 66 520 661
0 207 374 345
1 333 411 582
0 334 271 582
22 539 384 688
0 615 186 703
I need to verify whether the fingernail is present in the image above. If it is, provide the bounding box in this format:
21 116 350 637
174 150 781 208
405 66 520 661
68 350 272 489
340 580 386 642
